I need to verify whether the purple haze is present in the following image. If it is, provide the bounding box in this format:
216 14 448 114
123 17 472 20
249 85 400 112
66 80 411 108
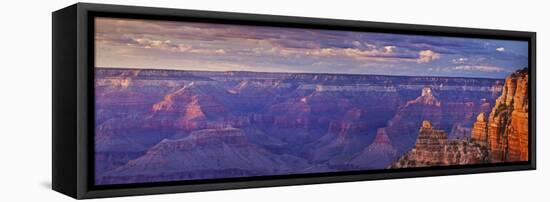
94 68 503 185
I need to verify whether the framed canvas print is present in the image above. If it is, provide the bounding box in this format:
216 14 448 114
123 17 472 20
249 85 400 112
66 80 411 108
52 3 536 199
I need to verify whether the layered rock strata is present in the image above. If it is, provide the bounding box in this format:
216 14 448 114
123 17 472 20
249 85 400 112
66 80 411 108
390 121 488 168
472 68 529 162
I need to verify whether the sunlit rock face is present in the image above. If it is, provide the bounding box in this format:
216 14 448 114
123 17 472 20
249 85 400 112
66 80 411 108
94 68 506 185
486 68 529 162
471 112 489 143
390 121 489 168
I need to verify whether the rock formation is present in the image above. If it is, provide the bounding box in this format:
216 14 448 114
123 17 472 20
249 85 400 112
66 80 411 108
414 121 448 151
381 85 495 157
96 127 311 184
390 121 489 168
391 68 529 168
383 86 444 155
350 128 398 169
471 112 488 143
471 68 529 162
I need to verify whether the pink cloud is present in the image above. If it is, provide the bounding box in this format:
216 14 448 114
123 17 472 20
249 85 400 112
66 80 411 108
417 50 440 63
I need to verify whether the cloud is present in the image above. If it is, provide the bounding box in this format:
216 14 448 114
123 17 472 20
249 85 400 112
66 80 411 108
174 44 192 52
453 65 506 73
452 57 468 64
297 46 421 63
96 18 441 65
114 35 228 55
417 50 440 63
496 47 505 52
448 56 508 73
384 46 396 53
132 38 171 49
95 17 527 78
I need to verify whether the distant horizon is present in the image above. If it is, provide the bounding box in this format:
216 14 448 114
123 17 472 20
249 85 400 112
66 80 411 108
95 66 517 79
95 17 528 79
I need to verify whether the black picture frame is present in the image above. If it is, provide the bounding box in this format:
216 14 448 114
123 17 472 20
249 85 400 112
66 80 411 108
52 3 536 199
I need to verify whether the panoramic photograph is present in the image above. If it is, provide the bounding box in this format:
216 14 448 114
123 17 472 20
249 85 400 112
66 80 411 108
93 17 529 185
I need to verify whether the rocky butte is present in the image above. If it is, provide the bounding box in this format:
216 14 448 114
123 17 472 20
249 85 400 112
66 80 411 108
390 121 488 168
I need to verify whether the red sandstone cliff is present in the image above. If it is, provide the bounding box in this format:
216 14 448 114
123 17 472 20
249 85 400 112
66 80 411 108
472 68 529 162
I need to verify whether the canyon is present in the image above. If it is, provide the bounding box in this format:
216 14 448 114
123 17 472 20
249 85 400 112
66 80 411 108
391 68 529 168
94 67 527 185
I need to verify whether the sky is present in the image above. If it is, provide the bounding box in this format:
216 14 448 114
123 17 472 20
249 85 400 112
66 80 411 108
95 17 528 78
